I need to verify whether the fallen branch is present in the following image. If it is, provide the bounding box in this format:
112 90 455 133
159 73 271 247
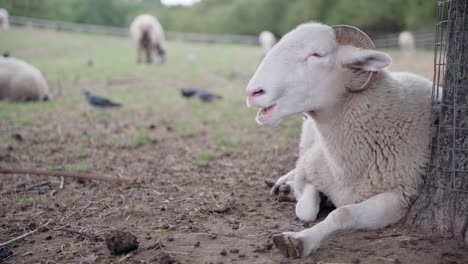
0 168 142 185
0 219 52 247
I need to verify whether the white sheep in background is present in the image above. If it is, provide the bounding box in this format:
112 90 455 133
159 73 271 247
130 14 166 64
258 31 276 55
398 31 415 51
0 8 9 30
0 57 50 101
246 23 432 257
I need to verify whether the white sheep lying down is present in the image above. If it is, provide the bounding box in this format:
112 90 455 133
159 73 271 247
246 23 432 257
130 14 166 64
0 57 50 102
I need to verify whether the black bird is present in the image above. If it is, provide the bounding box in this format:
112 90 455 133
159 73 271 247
180 88 199 98
179 88 222 103
2 52 10 58
84 91 121 108
197 90 222 102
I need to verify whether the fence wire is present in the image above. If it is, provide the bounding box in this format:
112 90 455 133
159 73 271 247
429 0 468 193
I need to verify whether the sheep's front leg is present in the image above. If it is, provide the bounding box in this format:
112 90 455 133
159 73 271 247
270 168 296 201
273 191 406 258
295 184 320 222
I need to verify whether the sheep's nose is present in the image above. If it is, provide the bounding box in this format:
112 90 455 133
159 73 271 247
248 88 265 98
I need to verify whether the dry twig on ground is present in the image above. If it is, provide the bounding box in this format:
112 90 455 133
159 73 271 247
0 168 142 185
0 219 52 247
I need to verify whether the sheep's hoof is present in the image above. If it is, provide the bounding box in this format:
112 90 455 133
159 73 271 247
278 184 291 194
272 234 303 258
271 183 291 195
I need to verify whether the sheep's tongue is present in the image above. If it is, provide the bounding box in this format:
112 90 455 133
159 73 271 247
257 106 272 122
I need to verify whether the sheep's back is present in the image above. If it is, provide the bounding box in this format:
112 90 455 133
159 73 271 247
300 71 433 207
130 14 165 45
0 58 49 101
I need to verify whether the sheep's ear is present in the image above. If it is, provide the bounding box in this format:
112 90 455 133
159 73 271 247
341 50 391 72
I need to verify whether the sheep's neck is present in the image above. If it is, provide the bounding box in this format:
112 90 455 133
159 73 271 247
307 94 359 169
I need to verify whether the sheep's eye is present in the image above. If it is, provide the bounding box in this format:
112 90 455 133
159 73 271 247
304 53 323 60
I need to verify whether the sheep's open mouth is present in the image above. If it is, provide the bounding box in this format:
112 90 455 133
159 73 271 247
257 104 276 121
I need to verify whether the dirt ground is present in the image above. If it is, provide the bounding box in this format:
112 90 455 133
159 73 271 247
1 29 467 264
1 79 467 264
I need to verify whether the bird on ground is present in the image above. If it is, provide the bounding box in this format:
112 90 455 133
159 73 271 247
84 91 121 108
180 87 199 98
197 90 222 102
179 88 222 103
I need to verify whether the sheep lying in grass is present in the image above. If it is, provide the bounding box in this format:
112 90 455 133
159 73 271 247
398 31 415 51
246 23 432 257
0 8 9 30
258 31 276 55
130 14 166 64
0 57 49 102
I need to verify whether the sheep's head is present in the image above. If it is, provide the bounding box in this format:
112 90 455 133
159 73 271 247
246 23 391 126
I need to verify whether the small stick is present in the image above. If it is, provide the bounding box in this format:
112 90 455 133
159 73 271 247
0 219 52 247
59 176 65 189
0 180 51 195
0 168 142 185
118 252 135 263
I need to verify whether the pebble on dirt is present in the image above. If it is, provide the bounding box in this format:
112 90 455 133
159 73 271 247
104 230 139 255
11 133 23 142
159 253 176 264
0 246 15 261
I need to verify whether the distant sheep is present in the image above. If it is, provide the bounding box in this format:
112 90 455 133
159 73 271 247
398 31 415 51
0 8 9 30
258 31 276 55
130 14 166 64
0 57 49 102
247 23 432 257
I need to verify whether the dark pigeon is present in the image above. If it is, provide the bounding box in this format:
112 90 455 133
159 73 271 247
84 91 121 108
180 88 199 98
198 90 222 102
179 88 222 102
2 52 9 58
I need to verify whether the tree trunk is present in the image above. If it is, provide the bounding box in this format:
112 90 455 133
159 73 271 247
406 0 468 244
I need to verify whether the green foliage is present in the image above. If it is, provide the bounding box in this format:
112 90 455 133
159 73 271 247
11 194 34 208
74 0 135 26
195 149 215 167
0 0 436 35
131 130 149 148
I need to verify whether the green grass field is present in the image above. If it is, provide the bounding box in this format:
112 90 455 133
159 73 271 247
0 28 304 168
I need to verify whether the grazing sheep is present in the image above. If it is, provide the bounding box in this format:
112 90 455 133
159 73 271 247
258 31 276 55
0 57 49 102
0 8 9 30
246 23 432 257
398 31 415 51
130 14 166 64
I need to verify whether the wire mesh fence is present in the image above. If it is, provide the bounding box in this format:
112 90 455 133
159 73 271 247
429 0 468 193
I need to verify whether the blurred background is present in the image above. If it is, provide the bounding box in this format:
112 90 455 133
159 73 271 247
0 0 435 42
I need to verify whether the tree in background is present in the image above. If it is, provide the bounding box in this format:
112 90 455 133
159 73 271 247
0 0 437 35
406 0 468 244
74 0 134 26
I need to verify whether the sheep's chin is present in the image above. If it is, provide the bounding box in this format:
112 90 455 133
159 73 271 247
255 104 281 126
